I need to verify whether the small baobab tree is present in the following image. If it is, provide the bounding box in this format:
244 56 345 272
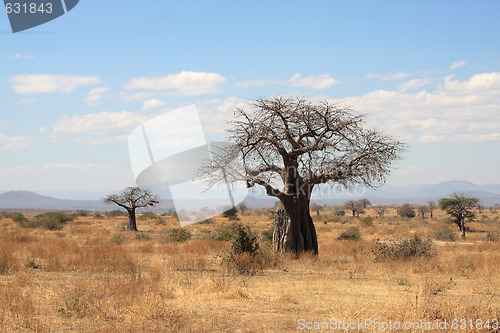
310 203 324 216
204 96 405 254
358 198 372 209
104 187 159 231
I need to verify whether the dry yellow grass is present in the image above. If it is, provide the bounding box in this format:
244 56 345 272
0 207 499 332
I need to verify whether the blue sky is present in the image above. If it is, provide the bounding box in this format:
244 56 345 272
1 1 499 199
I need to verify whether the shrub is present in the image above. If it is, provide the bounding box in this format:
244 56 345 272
74 210 89 217
139 212 157 220
374 235 433 260
333 209 346 216
93 212 104 219
338 226 361 241
434 226 456 241
224 224 264 275
484 231 498 242
222 206 239 220
230 224 260 256
164 228 192 242
110 234 126 245
13 213 29 223
360 216 374 226
35 212 75 230
261 227 274 243
212 222 241 241
135 232 152 240
398 204 416 218
105 210 128 217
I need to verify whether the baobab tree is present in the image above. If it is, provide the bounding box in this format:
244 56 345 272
344 200 364 217
104 187 159 231
310 203 324 216
205 96 405 254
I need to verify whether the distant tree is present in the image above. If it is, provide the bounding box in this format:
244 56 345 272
358 198 372 209
344 200 364 217
237 202 249 215
310 203 324 216
418 205 430 219
427 201 437 219
375 206 387 218
222 206 239 220
398 204 415 218
476 204 485 214
104 187 159 231
439 193 480 238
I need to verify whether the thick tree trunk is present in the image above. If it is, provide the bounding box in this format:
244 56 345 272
127 208 138 231
273 198 318 255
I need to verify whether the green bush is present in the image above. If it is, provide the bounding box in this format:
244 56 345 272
229 224 260 256
164 228 192 242
360 216 374 226
338 226 361 241
434 226 456 241
212 222 241 241
13 213 29 223
222 206 239 220
333 209 346 216
105 210 128 217
93 212 104 219
374 235 433 260
139 212 157 220
15 212 74 230
261 227 274 243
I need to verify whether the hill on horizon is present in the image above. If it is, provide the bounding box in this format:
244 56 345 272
1 180 500 210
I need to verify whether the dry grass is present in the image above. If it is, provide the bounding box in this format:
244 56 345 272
0 208 499 332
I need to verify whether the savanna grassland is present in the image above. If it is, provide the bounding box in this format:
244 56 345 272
0 207 499 332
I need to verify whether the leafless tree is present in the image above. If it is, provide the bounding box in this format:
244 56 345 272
104 187 159 231
344 200 365 217
418 205 430 219
428 201 437 219
310 203 324 216
358 198 372 209
204 96 405 254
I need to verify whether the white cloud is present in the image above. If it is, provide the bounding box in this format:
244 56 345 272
450 60 467 70
398 78 433 92
0 133 32 151
141 98 166 111
365 72 411 81
234 79 273 87
50 111 145 144
10 75 101 95
287 73 338 89
444 72 500 92
9 54 35 60
85 87 109 106
332 72 500 143
124 71 227 96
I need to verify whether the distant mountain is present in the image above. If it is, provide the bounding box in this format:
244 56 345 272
0 191 106 210
1 180 500 211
